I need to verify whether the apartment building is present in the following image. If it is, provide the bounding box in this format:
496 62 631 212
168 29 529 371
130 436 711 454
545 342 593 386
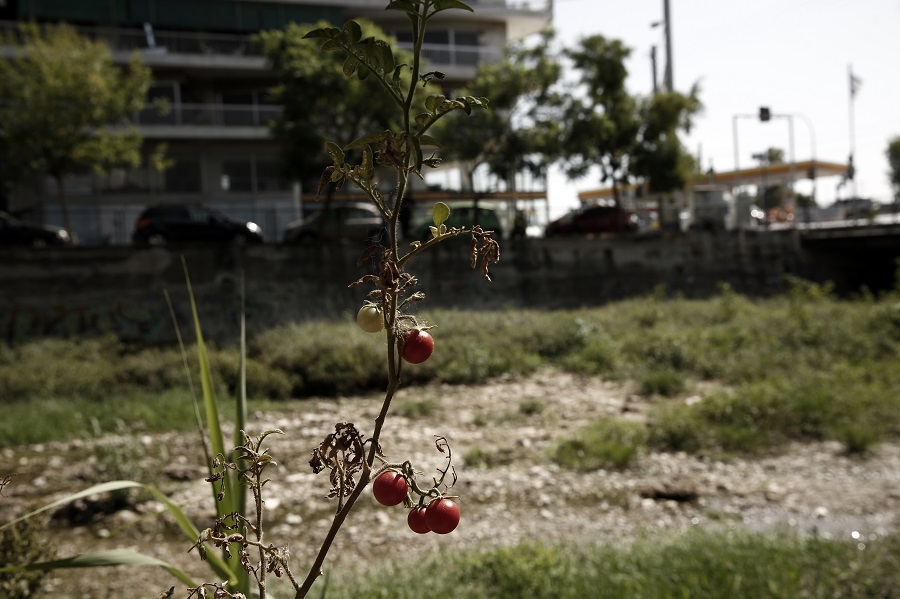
0 0 552 243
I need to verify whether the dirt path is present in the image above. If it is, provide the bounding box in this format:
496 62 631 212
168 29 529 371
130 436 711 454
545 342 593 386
4 369 899 598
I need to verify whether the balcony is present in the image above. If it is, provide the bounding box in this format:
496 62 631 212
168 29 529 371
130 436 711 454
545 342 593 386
0 21 267 71
134 103 281 139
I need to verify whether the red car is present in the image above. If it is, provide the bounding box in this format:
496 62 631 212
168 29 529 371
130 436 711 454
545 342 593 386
544 205 642 237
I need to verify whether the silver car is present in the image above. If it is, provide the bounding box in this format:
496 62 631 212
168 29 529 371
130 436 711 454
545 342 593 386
283 201 386 244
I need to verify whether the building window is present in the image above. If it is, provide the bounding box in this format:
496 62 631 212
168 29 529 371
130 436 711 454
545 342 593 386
222 161 253 192
256 161 289 192
164 159 202 193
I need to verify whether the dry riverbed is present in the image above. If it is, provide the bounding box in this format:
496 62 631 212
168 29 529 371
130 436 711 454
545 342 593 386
4 369 899 598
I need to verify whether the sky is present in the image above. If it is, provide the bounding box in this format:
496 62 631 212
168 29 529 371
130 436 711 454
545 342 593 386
544 0 900 220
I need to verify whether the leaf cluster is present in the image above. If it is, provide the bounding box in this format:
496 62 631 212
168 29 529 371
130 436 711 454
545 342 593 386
0 22 152 182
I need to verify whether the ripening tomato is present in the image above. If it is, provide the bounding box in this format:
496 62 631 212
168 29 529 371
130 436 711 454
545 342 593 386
407 506 431 534
424 498 459 534
402 329 434 364
356 305 384 333
372 470 408 506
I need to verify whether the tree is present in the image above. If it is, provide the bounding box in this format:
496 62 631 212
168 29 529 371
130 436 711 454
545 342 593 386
632 86 702 194
434 29 562 191
256 20 423 195
752 147 787 210
887 136 900 199
559 34 640 214
0 23 154 234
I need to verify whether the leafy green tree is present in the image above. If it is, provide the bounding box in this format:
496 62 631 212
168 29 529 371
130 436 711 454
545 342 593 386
0 23 154 235
256 20 421 193
558 34 641 216
632 86 702 194
435 29 562 190
887 136 900 199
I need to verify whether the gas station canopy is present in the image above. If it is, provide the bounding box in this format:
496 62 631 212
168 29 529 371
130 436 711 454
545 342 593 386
578 159 849 202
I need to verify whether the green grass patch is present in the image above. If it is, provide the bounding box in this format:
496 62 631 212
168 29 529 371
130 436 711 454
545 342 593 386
3 284 900 453
0 389 218 449
310 529 900 599
551 417 647 471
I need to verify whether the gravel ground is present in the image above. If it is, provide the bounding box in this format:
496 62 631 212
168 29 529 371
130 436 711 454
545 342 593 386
4 369 899 598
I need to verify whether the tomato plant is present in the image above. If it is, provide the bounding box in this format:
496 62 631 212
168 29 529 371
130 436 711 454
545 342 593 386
372 470 408 506
407 507 431 534
424 498 459 534
356 304 384 333
402 329 434 364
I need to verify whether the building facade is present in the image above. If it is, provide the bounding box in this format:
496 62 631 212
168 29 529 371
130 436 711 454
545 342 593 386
1 0 552 243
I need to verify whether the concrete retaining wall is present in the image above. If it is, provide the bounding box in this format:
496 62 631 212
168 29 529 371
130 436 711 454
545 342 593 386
0 229 822 344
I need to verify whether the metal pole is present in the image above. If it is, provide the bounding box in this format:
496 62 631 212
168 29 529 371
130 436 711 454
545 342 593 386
787 115 796 212
848 64 858 198
732 115 741 195
663 0 673 91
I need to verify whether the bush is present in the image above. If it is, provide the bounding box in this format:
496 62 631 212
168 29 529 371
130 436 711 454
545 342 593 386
551 418 647 471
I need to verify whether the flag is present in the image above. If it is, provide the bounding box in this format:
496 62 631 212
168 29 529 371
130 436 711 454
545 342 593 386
850 70 862 98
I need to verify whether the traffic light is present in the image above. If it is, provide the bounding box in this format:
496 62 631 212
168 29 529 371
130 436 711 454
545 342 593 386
759 106 771 122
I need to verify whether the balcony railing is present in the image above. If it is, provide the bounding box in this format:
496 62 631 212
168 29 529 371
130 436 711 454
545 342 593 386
0 21 261 58
398 42 502 68
135 103 281 127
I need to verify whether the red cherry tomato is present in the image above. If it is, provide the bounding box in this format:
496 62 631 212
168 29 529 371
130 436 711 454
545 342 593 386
402 329 434 364
425 498 459 534
407 507 431 534
372 470 408 506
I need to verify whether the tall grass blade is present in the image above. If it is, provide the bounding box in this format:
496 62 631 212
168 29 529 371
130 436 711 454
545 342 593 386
1 481 142 531
0 549 197 586
233 271 250 592
165 288 211 470
181 258 233 517
0 480 238 586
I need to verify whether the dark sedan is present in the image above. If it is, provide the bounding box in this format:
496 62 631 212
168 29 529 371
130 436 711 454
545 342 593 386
0 211 73 247
132 203 263 246
544 204 642 237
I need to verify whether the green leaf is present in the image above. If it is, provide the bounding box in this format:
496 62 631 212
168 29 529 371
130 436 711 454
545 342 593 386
343 20 362 44
345 133 383 150
325 141 345 164
302 27 339 40
386 0 418 14
433 0 475 12
425 94 445 112
376 41 395 72
342 55 359 78
418 134 442 148
433 202 451 228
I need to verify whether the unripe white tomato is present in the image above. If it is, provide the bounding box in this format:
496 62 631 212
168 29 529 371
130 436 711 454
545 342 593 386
356 305 384 333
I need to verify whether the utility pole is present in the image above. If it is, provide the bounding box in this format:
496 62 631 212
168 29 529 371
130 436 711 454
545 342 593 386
663 0 673 91
650 46 658 93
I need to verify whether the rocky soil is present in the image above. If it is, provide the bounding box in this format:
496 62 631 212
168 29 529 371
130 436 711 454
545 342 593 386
4 369 899 598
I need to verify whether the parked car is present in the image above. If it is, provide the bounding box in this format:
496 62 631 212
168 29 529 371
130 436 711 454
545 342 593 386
132 203 263 246
414 201 504 240
283 201 385 244
544 204 641 237
0 211 74 247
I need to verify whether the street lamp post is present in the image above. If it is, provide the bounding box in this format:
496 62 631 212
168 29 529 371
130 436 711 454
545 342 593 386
732 113 758 197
